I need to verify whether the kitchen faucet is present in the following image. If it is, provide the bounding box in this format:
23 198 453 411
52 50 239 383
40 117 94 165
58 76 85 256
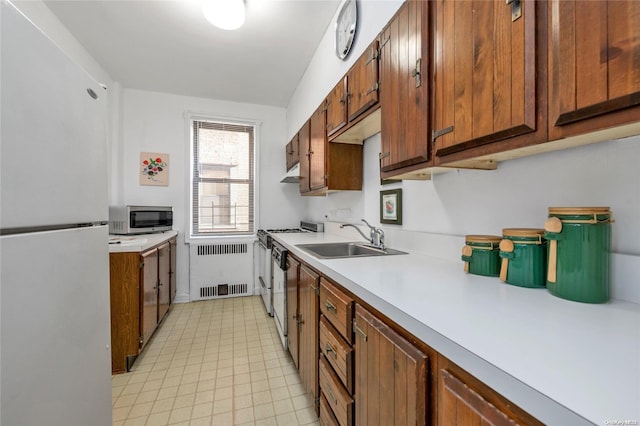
340 219 385 250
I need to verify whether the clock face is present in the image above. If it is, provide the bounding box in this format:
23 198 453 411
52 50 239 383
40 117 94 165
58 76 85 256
335 0 358 60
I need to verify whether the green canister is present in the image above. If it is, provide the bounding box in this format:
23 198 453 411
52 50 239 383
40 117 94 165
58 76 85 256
462 235 502 277
499 228 547 288
544 207 612 303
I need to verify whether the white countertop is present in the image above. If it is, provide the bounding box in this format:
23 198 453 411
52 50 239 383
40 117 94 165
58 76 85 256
273 232 640 426
108 230 178 253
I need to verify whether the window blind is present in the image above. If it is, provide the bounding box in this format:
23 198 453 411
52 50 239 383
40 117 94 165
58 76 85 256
191 119 255 236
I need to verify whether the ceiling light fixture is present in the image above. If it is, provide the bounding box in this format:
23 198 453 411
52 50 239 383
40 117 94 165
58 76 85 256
202 0 246 31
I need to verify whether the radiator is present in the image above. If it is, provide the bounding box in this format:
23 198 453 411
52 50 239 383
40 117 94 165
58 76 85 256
189 241 255 301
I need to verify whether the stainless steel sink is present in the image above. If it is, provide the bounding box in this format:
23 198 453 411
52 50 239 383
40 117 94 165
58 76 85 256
296 242 407 259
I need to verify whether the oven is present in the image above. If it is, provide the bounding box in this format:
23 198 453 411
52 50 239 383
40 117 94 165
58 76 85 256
259 221 324 347
271 240 288 349
257 229 273 316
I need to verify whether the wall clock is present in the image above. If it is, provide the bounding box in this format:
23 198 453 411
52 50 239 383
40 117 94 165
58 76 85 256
335 0 358 60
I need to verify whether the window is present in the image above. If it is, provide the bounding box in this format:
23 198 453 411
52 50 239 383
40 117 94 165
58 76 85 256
190 118 255 236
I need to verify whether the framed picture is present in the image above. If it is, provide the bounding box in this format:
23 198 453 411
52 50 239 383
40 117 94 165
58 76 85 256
380 188 402 225
140 152 169 186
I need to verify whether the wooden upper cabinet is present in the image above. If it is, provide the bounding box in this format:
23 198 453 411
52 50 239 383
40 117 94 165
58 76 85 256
300 102 363 195
298 119 311 193
354 304 428 426
309 102 328 191
347 40 380 123
327 77 348 137
286 134 299 172
548 0 640 140
433 0 546 162
379 0 430 174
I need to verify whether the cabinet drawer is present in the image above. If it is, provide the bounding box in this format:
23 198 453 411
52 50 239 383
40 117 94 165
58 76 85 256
319 355 354 426
320 278 354 343
320 315 354 394
319 393 340 426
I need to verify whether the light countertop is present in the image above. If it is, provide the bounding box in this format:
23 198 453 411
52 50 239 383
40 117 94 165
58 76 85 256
273 232 640 426
108 230 177 253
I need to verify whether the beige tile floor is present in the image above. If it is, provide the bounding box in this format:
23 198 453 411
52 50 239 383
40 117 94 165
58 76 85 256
112 296 319 426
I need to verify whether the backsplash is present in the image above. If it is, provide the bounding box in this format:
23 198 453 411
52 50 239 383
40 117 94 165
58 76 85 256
324 221 640 305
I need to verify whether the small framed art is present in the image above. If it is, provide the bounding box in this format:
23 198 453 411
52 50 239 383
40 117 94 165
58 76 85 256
380 188 402 225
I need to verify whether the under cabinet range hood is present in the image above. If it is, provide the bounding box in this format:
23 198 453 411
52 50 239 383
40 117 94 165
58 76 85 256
280 163 300 183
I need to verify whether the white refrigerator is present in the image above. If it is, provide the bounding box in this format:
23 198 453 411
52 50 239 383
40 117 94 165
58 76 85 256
1 3 112 425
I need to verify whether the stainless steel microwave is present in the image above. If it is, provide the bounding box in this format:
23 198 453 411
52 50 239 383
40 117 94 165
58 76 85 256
108 205 173 235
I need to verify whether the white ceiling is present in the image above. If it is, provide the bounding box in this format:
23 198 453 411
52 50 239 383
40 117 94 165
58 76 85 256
43 0 340 107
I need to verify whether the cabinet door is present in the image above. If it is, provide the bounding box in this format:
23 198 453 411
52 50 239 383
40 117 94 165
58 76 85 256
347 40 379 123
327 77 348 137
438 357 543 426
299 264 320 412
157 242 171 322
548 0 640 139
109 252 141 374
287 256 300 369
169 237 177 303
309 103 327 192
299 120 311 193
379 0 430 173
140 249 158 349
434 0 539 158
286 135 299 171
354 304 428 426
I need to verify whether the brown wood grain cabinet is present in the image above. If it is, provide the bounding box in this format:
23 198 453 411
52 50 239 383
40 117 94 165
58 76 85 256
347 40 380 124
437 355 544 426
287 255 300 369
298 263 321 412
354 303 429 426
379 0 431 179
433 0 547 166
326 77 348 137
110 236 177 374
299 102 363 195
157 242 171 325
327 40 381 144
548 0 640 140
290 254 546 425
140 248 159 349
170 237 177 303
286 133 300 172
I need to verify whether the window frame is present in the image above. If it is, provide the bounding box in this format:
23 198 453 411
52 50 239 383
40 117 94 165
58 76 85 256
186 113 259 240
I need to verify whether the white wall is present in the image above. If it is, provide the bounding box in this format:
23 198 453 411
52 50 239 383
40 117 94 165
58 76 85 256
118 89 305 301
287 0 640 260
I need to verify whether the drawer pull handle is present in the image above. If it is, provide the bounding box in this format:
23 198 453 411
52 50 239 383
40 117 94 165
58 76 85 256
325 301 337 314
325 343 337 359
353 320 368 341
326 387 337 405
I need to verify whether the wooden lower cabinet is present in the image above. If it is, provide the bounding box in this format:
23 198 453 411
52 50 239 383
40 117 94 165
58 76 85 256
110 236 177 374
287 256 300 369
298 264 320 412
354 304 429 426
320 354 354 426
437 356 543 426
291 257 544 426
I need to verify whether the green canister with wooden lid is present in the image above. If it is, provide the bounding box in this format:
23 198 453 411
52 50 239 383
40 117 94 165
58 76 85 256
499 228 547 288
462 235 502 277
544 207 612 303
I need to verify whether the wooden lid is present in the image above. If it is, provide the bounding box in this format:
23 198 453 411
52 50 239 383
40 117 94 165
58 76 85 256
465 235 501 244
548 207 611 215
502 228 545 237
